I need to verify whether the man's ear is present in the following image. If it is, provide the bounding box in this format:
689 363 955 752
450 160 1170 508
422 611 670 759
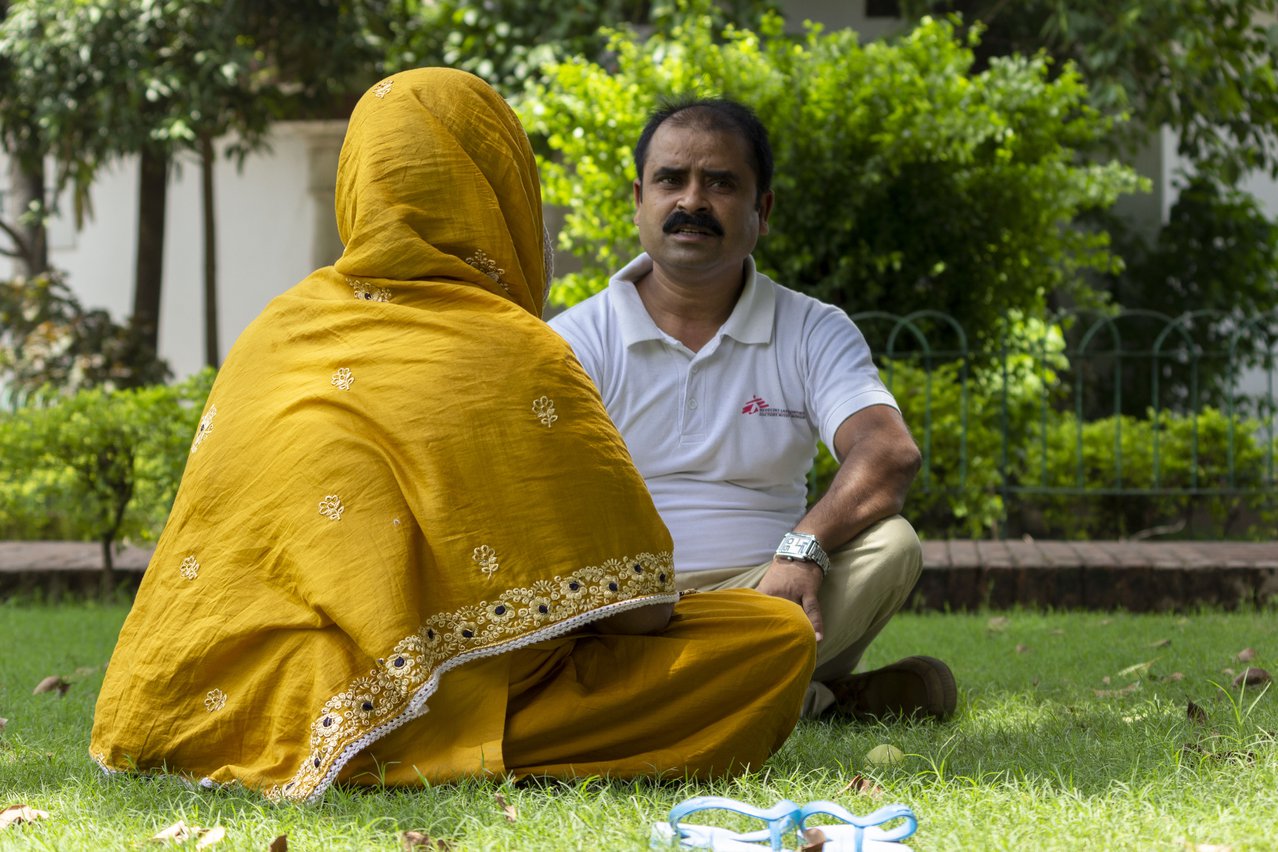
757 190 774 236
633 178 644 224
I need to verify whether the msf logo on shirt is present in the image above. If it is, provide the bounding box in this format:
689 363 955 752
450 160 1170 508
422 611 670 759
740 395 806 420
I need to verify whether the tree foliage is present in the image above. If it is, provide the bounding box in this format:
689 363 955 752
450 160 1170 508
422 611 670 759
520 3 1145 343
367 0 778 95
900 0 1278 183
0 0 384 356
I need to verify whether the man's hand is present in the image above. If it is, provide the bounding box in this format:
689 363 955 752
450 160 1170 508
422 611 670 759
756 558 824 642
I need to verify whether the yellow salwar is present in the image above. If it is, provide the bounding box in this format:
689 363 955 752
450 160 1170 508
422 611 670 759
89 68 815 803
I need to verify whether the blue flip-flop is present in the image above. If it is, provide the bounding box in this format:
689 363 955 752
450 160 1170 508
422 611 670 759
651 795 917 851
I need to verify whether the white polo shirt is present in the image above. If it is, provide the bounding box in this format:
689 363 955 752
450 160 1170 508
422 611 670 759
549 253 898 574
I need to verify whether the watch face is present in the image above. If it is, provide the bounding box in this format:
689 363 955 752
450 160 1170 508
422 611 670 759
777 534 814 559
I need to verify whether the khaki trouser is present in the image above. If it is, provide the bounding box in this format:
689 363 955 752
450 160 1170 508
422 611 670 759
676 515 923 717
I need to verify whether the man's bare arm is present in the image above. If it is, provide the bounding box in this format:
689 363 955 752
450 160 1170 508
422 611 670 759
795 404 921 551
756 404 921 639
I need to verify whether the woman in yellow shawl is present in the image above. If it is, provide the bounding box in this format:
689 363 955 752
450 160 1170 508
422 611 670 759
90 68 815 803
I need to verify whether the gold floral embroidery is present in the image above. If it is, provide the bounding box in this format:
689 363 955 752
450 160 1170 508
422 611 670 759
204 689 227 712
318 495 345 522
331 368 354 391
278 550 674 802
190 405 217 453
532 396 558 427
349 279 391 302
465 250 510 292
179 555 200 581
472 545 499 577
372 79 394 99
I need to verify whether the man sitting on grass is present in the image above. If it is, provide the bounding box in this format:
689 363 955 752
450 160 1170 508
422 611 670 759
551 96 957 720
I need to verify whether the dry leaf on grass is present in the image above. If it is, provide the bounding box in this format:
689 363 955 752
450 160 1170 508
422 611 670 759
835 774 885 799
195 827 225 849
269 835 288 852
401 830 450 850
1187 700 1209 725
1117 660 1157 679
1232 667 1271 688
800 827 826 851
1094 682 1140 699
1236 648 1257 662
985 616 1009 632
494 792 518 823
1015 643 1030 655
151 820 225 847
32 676 70 697
0 805 50 830
1167 672 1185 682
1150 638 1172 649
0 717 7 732
1179 839 1233 851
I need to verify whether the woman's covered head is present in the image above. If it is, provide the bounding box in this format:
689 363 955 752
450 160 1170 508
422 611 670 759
334 68 548 315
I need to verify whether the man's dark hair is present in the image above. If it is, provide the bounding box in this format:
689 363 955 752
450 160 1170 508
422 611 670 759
633 97 774 203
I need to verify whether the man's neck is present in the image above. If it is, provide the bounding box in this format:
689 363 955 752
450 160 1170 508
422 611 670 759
634 261 748 353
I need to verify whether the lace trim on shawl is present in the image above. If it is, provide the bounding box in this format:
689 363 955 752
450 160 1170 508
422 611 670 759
274 550 674 802
280 588 677 803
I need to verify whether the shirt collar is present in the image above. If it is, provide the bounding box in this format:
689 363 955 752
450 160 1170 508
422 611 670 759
608 253 776 348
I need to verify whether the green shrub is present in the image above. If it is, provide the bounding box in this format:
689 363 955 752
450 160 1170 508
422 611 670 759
519 2 1145 344
806 320 1275 540
1018 407 1278 539
0 369 214 562
0 271 169 405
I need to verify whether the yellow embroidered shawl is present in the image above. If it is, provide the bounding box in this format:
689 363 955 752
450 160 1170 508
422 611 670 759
90 68 676 802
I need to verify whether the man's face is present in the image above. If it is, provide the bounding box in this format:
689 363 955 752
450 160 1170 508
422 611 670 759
633 122 772 285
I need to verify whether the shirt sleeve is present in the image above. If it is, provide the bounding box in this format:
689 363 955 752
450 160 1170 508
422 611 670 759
801 302 900 454
548 306 606 391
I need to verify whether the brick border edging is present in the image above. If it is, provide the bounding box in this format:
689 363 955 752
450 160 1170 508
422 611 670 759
913 540 1278 612
4 540 1278 610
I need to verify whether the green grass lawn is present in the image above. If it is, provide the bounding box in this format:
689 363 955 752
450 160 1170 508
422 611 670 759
2 600 1276 850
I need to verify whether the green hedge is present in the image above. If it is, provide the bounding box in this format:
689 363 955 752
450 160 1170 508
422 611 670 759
809 356 1277 540
3 363 1272 545
0 369 214 559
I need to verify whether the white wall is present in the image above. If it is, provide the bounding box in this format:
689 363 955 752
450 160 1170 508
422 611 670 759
5 121 345 381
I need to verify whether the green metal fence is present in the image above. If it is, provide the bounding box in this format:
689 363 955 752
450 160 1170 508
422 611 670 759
849 309 1278 539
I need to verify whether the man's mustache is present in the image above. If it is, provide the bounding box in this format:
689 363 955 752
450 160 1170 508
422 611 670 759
662 211 724 236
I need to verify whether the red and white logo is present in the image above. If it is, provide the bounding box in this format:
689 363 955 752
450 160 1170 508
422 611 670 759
740 394 806 420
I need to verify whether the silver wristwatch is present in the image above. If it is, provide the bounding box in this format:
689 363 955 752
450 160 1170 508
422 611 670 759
774 532 830 576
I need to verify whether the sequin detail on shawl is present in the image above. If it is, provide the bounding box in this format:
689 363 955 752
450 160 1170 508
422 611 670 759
191 406 217 453
465 250 510 292
532 396 558 427
331 368 354 391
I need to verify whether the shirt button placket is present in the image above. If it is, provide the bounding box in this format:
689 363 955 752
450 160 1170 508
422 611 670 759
684 360 704 437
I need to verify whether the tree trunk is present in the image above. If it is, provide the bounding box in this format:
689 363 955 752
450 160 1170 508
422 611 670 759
10 158 49 276
133 146 170 354
200 135 220 367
